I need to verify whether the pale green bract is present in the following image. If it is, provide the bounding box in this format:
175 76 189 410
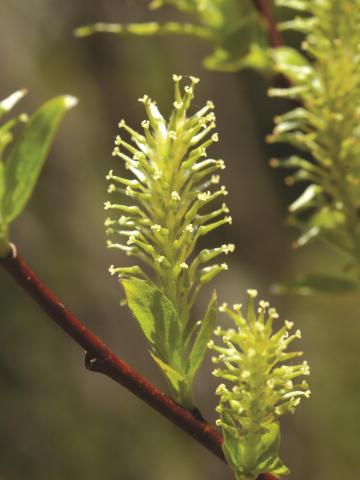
0 90 77 257
268 0 360 292
105 75 233 408
209 290 310 479
75 0 271 74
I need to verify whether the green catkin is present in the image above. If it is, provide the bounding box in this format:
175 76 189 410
209 290 310 479
105 75 233 407
269 1 360 281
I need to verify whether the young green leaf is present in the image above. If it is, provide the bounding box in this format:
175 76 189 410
122 278 183 367
187 291 217 379
2 95 78 224
150 352 186 400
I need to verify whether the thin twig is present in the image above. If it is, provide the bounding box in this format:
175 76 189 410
252 0 284 48
0 247 277 480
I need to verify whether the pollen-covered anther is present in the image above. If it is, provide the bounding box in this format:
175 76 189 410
126 186 134 197
212 133 219 142
220 186 228 196
104 201 112 210
109 265 118 276
222 244 235 254
198 191 211 201
216 160 225 170
104 218 114 227
112 146 120 156
219 302 228 312
138 94 149 104
151 224 162 232
107 184 116 193
207 100 214 109
115 135 122 145
172 74 182 82
141 120 150 129
285 320 294 330
171 191 180 201
247 289 258 298
169 130 177 140
302 361 310 375
106 170 114 180
295 329 302 339
119 216 129 225
173 100 183 109
269 308 279 319
233 303 242 311
190 76 200 84
225 216 232 225
200 147 207 157
186 224 194 233
184 86 193 94
118 119 126 128
127 236 136 245
153 169 163 180
221 263 228 270
211 175 220 184
156 255 165 264
180 262 189 270
214 325 222 335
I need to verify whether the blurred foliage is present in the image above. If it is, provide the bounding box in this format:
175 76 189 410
269 1 360 292
75 0 273 74
0 91 77 256
0 1 360 480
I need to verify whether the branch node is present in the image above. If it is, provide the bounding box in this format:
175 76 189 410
85 351 103 371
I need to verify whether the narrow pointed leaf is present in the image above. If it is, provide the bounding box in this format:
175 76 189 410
273 273 359 295
188 291 217 377
2 95 78 223
150 352 185 393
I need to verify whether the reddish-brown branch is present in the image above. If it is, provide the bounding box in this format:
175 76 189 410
0 247 277 480
252 0 284 48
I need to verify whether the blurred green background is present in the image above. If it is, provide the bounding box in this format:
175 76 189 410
0 1 359 479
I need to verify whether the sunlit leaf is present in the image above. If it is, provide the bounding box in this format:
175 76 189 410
122 278 183 366
2 95 77 223
187 291 216 378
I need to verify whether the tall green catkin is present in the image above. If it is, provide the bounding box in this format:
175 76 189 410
105 75 233 407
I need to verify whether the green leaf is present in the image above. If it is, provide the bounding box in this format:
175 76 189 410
256 423 289 475
0 161 7 250
150 352 185 393
289 184 323 213
273 273 359 295
272 46 313 82
122 278 183 365
2 95 78 223
0 161 4 211
187 291 217 378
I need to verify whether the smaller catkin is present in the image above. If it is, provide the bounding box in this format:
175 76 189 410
209 290 310 479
